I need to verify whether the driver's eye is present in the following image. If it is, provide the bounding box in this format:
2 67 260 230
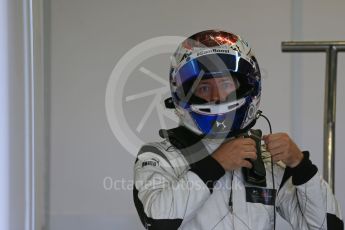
221 82 231 89
220 81 235 90
196 85 210 95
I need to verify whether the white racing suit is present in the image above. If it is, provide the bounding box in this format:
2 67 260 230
133 129 343 230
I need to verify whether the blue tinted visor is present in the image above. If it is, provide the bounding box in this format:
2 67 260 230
175 53 254 85
174 53 255 104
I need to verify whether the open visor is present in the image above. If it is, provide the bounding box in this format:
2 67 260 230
174 53 256 106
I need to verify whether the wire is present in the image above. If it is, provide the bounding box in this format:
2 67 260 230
228 171 234 212
256 110 276 230
256 110 272 134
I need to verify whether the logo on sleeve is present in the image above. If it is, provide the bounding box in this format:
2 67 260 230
142 158 159 168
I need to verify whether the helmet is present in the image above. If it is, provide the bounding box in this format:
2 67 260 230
169 30 261 138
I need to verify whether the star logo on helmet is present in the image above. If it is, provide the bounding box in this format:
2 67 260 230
216 120 227 129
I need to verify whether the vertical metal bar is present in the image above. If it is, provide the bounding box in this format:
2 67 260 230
23 0 35 229
324 46 337 191
0 0 10 229
282 41 345 193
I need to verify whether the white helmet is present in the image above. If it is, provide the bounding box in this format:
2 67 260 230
169 30 261 138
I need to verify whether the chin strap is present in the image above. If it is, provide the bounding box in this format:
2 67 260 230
229 118 257 137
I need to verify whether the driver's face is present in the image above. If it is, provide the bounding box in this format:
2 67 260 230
194 76 239 102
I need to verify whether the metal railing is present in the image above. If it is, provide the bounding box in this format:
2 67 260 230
282 41 345 192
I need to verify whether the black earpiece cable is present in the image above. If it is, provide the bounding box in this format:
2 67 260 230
256 110 276 230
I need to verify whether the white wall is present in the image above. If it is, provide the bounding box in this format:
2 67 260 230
44 0 345 229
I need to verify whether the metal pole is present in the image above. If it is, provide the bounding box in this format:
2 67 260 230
324 47 337 190
282 41 345 193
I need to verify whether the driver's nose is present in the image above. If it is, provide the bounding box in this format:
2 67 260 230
211 85 227 102
211 88 220 102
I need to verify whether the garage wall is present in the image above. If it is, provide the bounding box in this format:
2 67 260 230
44 0 345 229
